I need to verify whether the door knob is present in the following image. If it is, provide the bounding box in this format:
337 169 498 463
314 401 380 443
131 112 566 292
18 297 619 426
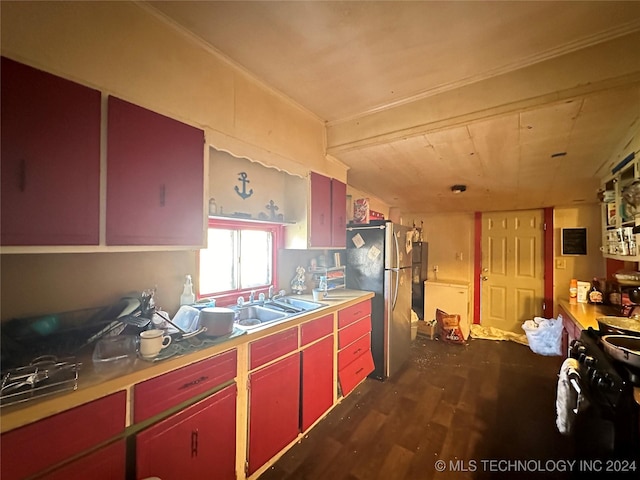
481 276 489 281
482 268 488 272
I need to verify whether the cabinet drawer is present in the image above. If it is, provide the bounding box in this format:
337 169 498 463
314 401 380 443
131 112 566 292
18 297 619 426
0 391 126 480
250 327 298 370
134 349 237 423
338 350 375 397
338 332 371 370
338 300 371 329
301 314 333 346
338 316 372 349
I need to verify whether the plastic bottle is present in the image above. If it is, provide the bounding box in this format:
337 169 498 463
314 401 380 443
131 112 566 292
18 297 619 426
569 278 578 305
180 275 196 306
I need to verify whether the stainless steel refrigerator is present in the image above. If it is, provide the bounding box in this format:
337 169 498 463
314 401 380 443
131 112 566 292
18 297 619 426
345 220 413 380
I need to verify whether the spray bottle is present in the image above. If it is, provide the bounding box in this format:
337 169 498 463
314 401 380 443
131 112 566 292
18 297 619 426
180 275 196 306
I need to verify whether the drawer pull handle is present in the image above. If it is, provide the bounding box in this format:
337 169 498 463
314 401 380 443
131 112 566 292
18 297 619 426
179 375 209 390
354 348 362 354
191 429 199 457
355 367 364 375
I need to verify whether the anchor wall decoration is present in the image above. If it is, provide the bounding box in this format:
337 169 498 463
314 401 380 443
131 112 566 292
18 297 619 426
234 172 254 199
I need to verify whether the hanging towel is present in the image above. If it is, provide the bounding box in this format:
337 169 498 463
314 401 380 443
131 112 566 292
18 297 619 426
556 358 587 435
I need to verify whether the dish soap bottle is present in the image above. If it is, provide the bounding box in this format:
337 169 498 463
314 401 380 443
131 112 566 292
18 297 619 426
180 275 196 305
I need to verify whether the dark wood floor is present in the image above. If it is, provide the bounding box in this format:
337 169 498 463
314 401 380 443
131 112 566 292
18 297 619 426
260 335 575 480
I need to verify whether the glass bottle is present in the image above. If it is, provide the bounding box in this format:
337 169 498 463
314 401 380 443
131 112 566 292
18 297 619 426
587 277 604 305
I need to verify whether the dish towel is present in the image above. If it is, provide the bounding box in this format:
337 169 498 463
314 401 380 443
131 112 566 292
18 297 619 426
556 357 587 435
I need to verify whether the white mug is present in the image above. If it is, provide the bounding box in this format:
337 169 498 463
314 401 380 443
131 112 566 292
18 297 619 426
139 329 172 360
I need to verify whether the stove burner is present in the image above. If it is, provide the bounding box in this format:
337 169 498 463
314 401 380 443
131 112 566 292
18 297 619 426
0 355 81 408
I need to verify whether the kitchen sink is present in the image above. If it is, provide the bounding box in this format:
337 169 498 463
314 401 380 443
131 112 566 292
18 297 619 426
234 306 288 330
263 296 324 314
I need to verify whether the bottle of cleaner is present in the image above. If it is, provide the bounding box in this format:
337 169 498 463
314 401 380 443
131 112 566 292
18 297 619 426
180 275 196 306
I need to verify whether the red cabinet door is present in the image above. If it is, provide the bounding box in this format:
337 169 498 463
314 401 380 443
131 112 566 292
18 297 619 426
309 172 332 248
1 391 126 480
330 178 347 248
301 336 334 431
136 384 237 480
248 353 300 475
41 440 126 480
1 56 101 246
106 96 204 246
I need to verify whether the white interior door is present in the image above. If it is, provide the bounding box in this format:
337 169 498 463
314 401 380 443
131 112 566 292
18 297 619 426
481 210 544 333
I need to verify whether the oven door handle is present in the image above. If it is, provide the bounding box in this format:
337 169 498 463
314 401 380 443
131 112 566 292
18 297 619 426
568 369 583 414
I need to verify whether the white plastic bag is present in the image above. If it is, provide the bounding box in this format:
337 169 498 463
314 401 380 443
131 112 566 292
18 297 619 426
522 317 563 356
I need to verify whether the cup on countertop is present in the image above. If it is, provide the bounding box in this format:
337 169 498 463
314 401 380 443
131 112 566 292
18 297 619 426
139 329 172 360
312 288 326 301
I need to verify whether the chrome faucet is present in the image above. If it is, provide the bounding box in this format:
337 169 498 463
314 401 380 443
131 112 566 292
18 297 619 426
268 285 274 300
237 296 244 307
249 290 256 303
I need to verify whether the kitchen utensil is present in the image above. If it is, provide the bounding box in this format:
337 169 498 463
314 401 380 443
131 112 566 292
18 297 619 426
1 371 49 394
199 307 235 336
601 335 640 368
92 335 138 374
597 316 640 336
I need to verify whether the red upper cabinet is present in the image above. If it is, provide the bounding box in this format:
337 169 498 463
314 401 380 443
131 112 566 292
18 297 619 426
106 96 205 246
310 172 332 248
309 172 347 248
1 57 101 246
331 178 347 248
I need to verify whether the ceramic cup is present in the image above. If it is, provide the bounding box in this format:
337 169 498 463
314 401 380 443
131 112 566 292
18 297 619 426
312 288 326 301
139 329 172 360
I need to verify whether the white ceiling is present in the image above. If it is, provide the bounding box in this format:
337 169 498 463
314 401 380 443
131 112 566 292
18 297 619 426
146 1 640 213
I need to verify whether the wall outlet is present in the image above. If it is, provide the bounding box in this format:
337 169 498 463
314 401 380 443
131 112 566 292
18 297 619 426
456 252 463 261
555 258 566 269
433 265 439 272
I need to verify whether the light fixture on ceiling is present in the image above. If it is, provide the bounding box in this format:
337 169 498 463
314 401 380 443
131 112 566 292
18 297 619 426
450 184 467 194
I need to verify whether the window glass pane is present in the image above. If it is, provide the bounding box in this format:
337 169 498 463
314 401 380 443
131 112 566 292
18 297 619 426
240 230 272 288
200 229 236 294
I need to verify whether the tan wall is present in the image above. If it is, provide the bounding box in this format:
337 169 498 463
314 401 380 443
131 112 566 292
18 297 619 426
0 1 327 174
0 2 338 321
553 205 606 313
404 212 475 283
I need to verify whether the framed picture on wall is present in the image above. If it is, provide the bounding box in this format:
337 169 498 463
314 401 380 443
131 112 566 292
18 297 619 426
561 227 587 255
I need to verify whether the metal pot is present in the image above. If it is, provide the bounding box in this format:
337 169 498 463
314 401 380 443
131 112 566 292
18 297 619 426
199 307 235 337
601 335 640 368
597 316 640 336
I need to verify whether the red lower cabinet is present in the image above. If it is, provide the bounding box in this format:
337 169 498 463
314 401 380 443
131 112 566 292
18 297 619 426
301 336 334 431
136 383 237 480
40 440 126 480
248 353 300 475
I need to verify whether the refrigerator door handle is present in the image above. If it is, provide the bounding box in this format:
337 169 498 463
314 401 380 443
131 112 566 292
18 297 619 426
392 231 401 308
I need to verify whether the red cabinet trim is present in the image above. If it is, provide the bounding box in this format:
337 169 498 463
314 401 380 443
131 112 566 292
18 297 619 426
136 384 237 480
338 332 371 370
248 353 301 475
338 316 372 349
301 336 334 431
249 327 299 370
338 350 375 397
300 314 333 346
338 300 372 329
134 349 237 423
0 391 126 480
